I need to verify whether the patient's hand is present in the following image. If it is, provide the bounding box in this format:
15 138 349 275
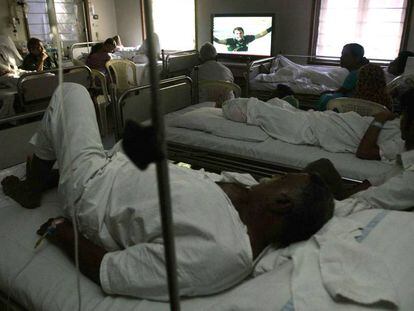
1 175 42 209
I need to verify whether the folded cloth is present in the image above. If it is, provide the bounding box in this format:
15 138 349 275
291 216 399 310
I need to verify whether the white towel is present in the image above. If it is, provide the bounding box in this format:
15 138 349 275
291 217 399 310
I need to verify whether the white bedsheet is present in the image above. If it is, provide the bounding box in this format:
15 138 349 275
165 103 394 181
1 165 414 310
251 55 348 95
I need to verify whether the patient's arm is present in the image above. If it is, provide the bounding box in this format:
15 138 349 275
356 111 395 160
37 218 106 285
341 179 371 199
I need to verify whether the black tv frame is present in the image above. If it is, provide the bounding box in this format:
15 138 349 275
211 13 275 61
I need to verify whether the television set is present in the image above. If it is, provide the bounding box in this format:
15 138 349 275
211 13 274 58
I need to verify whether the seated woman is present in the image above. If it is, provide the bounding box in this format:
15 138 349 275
353 64 392 109
317 43 369 111
21 38 55 72
85 38 116 74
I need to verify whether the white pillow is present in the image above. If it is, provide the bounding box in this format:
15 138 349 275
168 107 268 142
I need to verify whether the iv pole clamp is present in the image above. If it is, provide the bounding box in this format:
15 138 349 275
121 0 181 310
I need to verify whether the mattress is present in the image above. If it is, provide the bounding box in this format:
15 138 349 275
1 164 414 311
165 103 394 182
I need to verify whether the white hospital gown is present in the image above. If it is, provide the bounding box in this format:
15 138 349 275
196 60 234 103
223 97 403 161
30 83 252 301
335 149 414 216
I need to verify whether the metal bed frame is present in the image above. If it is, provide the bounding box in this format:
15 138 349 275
69 41 101 61
115 75 361 184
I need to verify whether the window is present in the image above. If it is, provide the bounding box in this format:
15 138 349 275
312 0 411 61
26 0 85 43
142 0 196 51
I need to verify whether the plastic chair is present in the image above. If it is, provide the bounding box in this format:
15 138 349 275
327 97 389 116
91 69 111 136
387 73 414 93
105 59 137 98
198 80 242 107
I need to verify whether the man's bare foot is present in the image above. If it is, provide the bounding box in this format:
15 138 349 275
1 175 42 209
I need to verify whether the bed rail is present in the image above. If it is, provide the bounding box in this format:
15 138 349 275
161 49 200 78
115 75 193 140
17 66 92 111
70 41 100 60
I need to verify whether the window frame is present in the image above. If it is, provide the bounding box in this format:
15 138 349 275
308 0 413 65
140 0 198 52
23 0 91 44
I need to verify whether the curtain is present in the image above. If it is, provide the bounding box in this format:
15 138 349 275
316 0 408 60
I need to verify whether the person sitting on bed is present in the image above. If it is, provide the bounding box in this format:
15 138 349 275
85 38 116 74
195 42 234 104
317 43 369 111
21 38 55 72
353 64 392 109
0 83 334 301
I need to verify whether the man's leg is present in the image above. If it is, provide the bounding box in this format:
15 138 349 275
2 83 107 208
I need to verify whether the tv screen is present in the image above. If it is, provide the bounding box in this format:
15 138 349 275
212 14 274 57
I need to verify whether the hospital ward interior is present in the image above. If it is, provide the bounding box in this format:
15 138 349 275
1 0 414 310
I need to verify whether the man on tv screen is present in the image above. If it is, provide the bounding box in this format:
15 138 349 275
214 26 272 52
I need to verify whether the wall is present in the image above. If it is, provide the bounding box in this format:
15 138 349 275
114 0 143 47
88 0 118 41
196 0 314 58
197 0 414 60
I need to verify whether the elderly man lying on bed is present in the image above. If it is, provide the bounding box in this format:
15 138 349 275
222 96 403 163
238 89 414 215
0 83 334 301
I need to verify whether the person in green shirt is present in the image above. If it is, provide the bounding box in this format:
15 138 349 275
214 26 272 52
317 43 369 111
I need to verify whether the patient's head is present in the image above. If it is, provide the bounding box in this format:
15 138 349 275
400 88 414 149
340 43 368 71
113 35 123 47
388 51 414 76
103 38 116 53
200 42 217 62
27 38 44 56
247 173 334 247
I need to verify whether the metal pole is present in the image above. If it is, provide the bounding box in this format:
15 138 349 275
142 0 181 310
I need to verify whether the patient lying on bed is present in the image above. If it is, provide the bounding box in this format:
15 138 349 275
0 83 334 301
222 96 402 162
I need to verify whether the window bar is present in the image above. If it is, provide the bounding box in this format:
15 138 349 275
142 0 181 310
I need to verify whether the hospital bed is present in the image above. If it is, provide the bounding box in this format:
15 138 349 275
161 49 200 78
114 76 396 182
17 66 92 111
245 55 348 109
70 41 101 63
0 66 94 169
1 163 414 310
